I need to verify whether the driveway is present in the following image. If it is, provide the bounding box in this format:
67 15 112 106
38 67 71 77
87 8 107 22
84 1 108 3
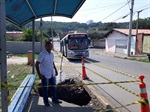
7 56 27 65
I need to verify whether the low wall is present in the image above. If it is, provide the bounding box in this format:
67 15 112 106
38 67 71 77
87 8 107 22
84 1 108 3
7 41 45 54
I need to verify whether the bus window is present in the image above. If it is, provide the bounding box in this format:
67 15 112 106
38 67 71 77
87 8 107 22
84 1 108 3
78 38 88 50
68 38 88 50
68 38 78 49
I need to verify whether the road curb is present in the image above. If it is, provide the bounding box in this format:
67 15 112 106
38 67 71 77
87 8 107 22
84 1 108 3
54 50 119 111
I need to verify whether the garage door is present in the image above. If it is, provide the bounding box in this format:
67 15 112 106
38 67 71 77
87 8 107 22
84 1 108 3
115 39 128 54
143 35 150 53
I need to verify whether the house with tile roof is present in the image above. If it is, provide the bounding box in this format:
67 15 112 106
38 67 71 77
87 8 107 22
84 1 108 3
105 29 150 55
6 31 24 39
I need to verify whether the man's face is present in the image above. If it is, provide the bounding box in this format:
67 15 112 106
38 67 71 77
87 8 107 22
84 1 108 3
45 43 52 52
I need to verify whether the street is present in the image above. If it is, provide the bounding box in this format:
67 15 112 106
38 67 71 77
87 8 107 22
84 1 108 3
54 41 150 112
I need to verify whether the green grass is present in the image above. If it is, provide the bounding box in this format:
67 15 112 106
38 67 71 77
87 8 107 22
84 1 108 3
138 58 149 62
7 64 31 97
13 53 39 59
7 64 40 98
128 58 150 63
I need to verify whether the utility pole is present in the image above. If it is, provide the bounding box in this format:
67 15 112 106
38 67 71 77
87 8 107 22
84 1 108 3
51 16 54 50
127 0 134 56
136 10 142 36
135 10 143 55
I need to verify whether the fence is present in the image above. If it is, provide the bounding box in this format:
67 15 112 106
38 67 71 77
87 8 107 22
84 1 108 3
6 41 45 54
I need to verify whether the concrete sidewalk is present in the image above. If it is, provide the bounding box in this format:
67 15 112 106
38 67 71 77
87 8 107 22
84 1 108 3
93 49 148 60
26 95 93 112
26 51 94 112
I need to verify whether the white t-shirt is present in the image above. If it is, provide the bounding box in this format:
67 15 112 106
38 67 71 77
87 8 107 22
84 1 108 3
37 50 55 79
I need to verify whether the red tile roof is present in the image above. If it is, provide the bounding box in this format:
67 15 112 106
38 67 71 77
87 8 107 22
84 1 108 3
114 29 150 35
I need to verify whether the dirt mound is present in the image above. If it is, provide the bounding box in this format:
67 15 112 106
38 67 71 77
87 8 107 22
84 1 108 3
38 78 106 111
57 78 91 106
38 78 90 106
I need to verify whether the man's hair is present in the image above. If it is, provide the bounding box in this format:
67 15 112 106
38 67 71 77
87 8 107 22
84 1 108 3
45 41 52 46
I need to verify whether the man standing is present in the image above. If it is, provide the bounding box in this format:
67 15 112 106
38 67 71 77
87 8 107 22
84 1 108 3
35 41 61 106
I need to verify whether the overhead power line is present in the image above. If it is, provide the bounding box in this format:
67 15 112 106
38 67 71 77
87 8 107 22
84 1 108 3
75 2 128 18
111 6 150 22
134 6 150 13
80 2 150 22
127 0 131 9
100 1 130 22
134 4 150 11
81 2 127 11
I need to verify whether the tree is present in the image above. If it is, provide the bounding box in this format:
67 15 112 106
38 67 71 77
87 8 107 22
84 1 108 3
88 32 104 39
46 27 57 38
132 17 150 29
99 22 119 30
6 21 22 31
6 36 14 41
22 28 40 41
42 31 50 42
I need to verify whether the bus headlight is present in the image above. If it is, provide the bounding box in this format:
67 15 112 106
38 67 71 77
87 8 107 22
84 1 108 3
83 50 89 57
68 51 75 55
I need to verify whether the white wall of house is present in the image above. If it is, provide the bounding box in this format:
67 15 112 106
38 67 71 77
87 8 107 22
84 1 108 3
106 31 127 52
105 31 136 55
130 36 136 55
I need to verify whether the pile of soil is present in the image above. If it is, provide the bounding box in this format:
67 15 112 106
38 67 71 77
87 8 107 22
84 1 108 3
38 78 106 111
57 78 91 106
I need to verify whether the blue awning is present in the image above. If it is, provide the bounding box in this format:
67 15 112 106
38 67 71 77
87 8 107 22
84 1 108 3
5 0 86 27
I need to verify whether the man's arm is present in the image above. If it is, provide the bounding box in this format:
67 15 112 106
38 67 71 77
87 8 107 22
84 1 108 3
35 61 44 79
53 62 58 76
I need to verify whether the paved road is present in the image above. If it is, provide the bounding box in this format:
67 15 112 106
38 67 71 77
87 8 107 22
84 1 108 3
66 48 150 112
7 41 149 112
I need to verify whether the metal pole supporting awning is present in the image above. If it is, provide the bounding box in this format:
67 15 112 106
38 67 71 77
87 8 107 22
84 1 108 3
1 0 86 111
0 0 8 112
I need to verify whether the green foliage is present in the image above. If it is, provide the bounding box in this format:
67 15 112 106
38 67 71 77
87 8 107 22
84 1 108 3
88 23 100 29
42 31 51 41
6 17 150 36
88 32 105 39
46 27 57 37
22 28 40 41
128 58 149 62
6 21 22 31
23 21 88 33
22 28 32 41
6 35 23 41
7 64 32 98
99 22 118 30
6 35 14 41
132 17 150 29
14 53 39 59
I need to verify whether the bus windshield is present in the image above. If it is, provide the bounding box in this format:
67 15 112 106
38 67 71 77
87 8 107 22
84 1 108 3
68 37 89 50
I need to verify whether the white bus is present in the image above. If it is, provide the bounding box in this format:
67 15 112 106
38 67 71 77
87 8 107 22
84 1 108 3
60 33 90 58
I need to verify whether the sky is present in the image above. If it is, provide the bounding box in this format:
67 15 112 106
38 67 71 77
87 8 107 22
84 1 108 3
42 0 150 23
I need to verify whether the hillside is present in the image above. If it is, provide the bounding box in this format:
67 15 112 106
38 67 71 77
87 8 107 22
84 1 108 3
6 17 150 33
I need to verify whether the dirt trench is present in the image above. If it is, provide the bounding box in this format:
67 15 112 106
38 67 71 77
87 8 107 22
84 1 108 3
38 78 113 111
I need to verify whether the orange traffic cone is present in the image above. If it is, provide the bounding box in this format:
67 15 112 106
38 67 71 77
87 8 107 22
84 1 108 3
81 57 89 80
139 75 150 112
